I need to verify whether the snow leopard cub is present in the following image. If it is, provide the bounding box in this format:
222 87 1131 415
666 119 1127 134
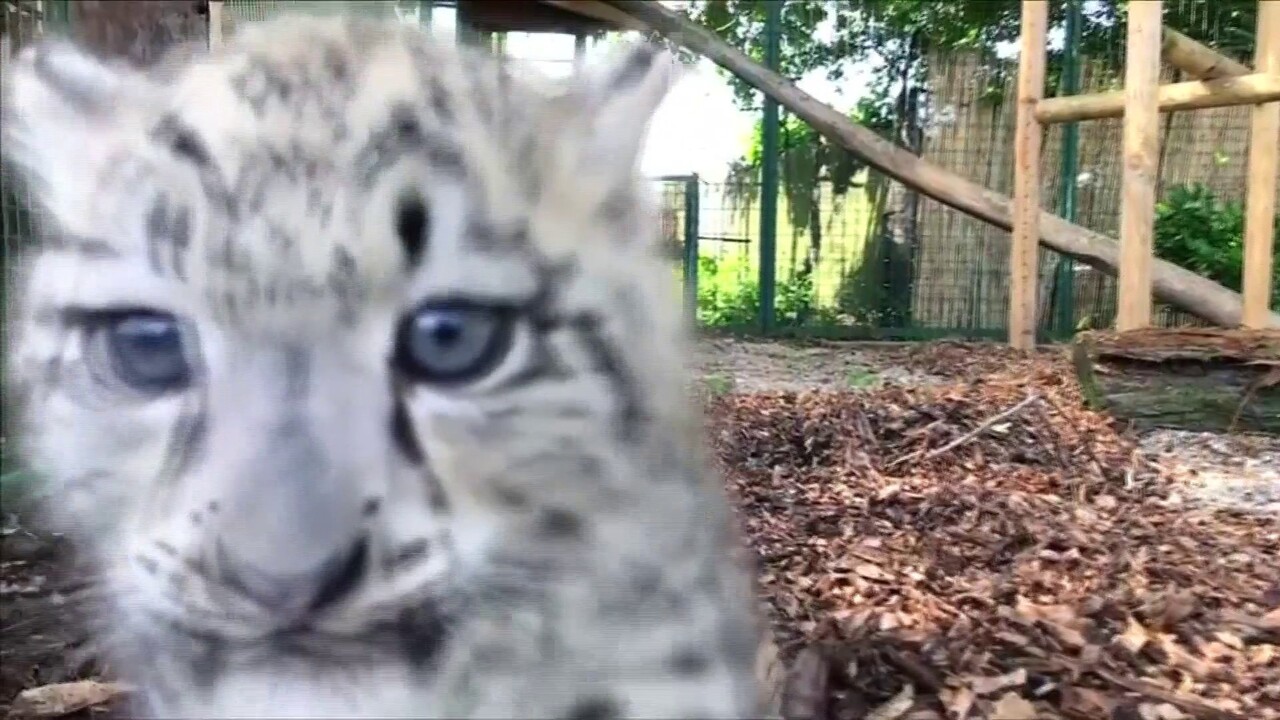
1 14 769 720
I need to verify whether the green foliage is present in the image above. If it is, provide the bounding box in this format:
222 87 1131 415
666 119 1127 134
688 0 1021 111
844 366 880 389
686 0 1259 115
1154 183 1280 308
696 0 1260 192
702 373 737 396
695 254 837 327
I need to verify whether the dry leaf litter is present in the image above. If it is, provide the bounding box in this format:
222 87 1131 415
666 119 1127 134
709 343 1278 720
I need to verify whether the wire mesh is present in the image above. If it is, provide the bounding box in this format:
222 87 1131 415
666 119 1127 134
1 1 56 327
221 0 407 25
1 0 68 476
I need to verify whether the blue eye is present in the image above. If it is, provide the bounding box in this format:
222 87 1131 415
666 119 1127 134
394 302 514 384
105 312 192 392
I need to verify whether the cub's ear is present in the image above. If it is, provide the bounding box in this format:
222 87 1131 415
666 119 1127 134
552 40 682 178
2 38 159 220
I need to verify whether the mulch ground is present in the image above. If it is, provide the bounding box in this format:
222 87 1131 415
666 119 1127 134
709 344 1279 720
0 533 104 720
2 342 1277 720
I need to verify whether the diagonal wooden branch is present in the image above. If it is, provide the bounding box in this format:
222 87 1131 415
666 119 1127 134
886 394 1043 469
1161 27 1252 80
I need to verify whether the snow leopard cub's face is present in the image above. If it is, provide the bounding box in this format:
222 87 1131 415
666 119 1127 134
3 16 698 716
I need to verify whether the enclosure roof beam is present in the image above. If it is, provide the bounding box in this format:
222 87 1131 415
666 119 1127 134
453 0 646 34
537 1 649 33
1035 71 1280 124
1161 27 1252 80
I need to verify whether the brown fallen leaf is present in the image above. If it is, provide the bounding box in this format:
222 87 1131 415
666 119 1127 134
1013 597 1075 626
1060 686 1116 717
854 563 893 582
989 692 1037 720
968 668 1027 697
866 684 915 720
1261 607 1280 630
878 611 902 631
1116 616 1150 654
1077 643 1103 669
993 630 1034 649
940 686 976 719
1013 597 1090 648
8 680 133 718
1139 702 1189 720
1147 590 1198 630
1151 635 1213 678
1247 644 1275 665
1212 631 1243 651
876 483 904 501
1046 621 1088 650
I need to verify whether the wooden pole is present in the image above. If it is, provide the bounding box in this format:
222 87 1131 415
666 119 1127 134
1242 0 1280 328
208 0 223 49
1035 72 1280 124
1116 0 1163 332
1160 27 1251 80
1010 1 1049 350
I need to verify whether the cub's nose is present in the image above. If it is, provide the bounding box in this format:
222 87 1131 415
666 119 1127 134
216 535 369 617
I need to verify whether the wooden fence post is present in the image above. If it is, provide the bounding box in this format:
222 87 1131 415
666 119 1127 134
208 1 223 49
1116 0 1163 331
1010 0 1049 349
1242 0 1280 328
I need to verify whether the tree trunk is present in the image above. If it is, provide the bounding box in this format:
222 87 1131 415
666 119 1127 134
608 0 1280 329
1072 328 1280 434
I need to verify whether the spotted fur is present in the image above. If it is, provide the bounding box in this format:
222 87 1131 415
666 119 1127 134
2 15 769 720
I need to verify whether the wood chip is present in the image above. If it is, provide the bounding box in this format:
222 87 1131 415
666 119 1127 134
968 668 1027 696
8 680 132 718
989 692 1037 720
866 684 915 720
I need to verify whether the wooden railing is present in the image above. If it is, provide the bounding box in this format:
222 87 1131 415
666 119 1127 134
1011 1 1279 348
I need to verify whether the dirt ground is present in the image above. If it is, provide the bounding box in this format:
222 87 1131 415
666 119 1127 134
2 338 1276 719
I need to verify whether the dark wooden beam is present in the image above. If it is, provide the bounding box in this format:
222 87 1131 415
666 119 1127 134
458 1 637 35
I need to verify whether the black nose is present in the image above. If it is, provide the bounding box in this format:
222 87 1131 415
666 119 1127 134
217 535 369 616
